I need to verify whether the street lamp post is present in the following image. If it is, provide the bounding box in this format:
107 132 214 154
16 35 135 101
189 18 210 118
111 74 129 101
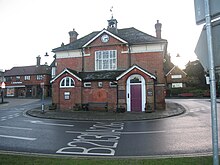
40 52 50 114
41 82 45 114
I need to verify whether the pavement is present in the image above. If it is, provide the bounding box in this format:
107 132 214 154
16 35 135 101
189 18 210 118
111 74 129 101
26 101 186 121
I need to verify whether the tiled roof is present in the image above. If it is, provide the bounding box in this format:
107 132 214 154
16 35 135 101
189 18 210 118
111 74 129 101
53 31 99 52
79 70 125 81
4 65 51 76
116 27 165 44
52 27 167 52
65 68 124 81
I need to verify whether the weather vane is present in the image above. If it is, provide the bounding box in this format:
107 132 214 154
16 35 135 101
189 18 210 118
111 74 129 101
110 6 113 18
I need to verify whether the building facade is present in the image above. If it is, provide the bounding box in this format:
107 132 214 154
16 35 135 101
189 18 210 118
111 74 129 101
4 56 51 98
166 66 187 89
0 70 4 84
51 18 168 112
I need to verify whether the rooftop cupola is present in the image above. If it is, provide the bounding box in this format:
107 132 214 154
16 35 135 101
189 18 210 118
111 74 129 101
107 7 118 33
107 16 118 34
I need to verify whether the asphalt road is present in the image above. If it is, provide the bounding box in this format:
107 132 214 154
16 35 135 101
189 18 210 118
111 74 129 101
0 98 219 157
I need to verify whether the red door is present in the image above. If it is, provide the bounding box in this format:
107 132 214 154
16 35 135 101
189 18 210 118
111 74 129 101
131 84 142 112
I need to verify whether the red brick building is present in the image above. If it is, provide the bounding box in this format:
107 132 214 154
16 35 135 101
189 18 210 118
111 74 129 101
166 66 187 89
4 56 51 98
51 18 168 112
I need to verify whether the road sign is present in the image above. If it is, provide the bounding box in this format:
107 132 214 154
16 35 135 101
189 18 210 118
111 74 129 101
194 0 220 25
195 19 220 71
1 82 5 89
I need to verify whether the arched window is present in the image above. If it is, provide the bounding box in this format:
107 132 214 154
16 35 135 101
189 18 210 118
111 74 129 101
60 77 75 88
130 74 142 83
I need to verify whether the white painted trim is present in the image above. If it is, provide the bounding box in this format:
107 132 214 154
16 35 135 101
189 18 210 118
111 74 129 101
84 82 91 88
116 65 156 80
83 29 128 48
141 76 146 112
130 44 165 53
126 75 146 112
50 68 81 83
60 77 75 88
95 50 117 71
126 77 131 112
6 85 25 88
166 65 187 76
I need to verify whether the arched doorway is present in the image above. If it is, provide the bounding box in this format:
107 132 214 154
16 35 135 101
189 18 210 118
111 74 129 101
126 74 146 112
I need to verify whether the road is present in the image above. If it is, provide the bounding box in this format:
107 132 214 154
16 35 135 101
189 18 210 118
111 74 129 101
0 98 219 157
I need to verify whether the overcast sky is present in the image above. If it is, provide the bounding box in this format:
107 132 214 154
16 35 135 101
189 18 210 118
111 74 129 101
0 0 202 70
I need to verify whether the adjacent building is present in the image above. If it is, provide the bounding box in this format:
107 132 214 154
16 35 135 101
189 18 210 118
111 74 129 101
0 70 4 83
51 17 168 112
4 56 51 98
166 65 187 89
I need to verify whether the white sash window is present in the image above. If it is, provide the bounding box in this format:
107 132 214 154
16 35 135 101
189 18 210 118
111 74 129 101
95 50 117 70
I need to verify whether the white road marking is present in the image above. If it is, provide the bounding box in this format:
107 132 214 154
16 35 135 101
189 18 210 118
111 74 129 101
58 122 124 156
0 113 20 121
0 134 36 141
0 125 32 130
66 131 121 135
120 130 166 134
25 120 74 127
66 130 165 135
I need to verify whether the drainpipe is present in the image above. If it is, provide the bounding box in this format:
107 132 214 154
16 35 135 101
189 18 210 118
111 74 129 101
128 44 131 67
81 48 85 72
81 48 84 106
116 81 119 112
153 79 157 111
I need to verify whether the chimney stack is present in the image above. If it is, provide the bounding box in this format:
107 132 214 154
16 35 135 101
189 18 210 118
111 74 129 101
155 20 162 39
36 55 41 66
69 28 78 43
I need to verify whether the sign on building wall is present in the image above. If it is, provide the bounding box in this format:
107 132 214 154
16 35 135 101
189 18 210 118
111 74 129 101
172 83 183 88
7 88 15 96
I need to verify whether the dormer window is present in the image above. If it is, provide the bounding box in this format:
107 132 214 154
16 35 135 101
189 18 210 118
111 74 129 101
95 50 117 71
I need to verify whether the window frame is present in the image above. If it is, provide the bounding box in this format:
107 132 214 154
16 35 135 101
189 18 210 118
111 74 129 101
60 77 75 88
95 50 117 71
16 76 21 81
171 75 182 79
36 75 44 80
24 75 31 81
109 81 117 87
84 82 91 88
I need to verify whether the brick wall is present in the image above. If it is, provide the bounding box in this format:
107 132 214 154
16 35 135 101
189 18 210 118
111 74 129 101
166 67 187 84
131 52 165 83
52 73 82 110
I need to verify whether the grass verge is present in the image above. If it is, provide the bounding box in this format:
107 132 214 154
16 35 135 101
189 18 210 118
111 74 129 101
0 154 215 165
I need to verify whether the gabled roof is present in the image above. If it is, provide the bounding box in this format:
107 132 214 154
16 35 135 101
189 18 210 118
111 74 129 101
52 31 99 52
116 65 156 80
83 29 128 47
50 68 82 83
52 27 167 52
165 65 187 76
4 65 51 76
116 27 166 45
